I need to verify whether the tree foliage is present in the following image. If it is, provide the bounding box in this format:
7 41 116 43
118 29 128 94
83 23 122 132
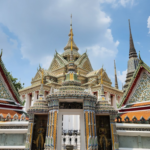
7 71 23 92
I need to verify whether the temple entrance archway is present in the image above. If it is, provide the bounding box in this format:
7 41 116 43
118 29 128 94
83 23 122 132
57 109 85 150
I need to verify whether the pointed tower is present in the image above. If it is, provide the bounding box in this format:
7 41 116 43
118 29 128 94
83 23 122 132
114 60 118 89
62 15 80 60
123 20 139 92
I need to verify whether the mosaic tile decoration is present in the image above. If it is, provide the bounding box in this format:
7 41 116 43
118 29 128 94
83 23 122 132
129 72 150 103
0 74 13 100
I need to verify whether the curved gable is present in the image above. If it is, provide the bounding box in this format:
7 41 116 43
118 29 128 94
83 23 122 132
75 53 93 72
48 53 68 72
119 60 150 107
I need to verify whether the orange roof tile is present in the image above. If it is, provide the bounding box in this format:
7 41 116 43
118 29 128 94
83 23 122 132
0 100 9 104
0 109 22 119
131 102 150 108
119 110 150 121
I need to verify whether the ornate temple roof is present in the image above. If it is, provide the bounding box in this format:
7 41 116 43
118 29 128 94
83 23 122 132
28 75 49 114
0 51 28 121
116 55 150 124
95 69 117 114
119 57 150 107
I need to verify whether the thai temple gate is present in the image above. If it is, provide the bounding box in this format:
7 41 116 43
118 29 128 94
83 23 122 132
25 17 118 150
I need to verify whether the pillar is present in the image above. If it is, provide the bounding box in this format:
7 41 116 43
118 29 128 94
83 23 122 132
112 94 117 109
31 93 34 106
106 92 111 103
33 91 37 103
44 91 46 99
25 94 30 112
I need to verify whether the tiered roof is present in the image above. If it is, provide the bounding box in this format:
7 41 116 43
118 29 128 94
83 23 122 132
117 56 150 124
0 51 28 121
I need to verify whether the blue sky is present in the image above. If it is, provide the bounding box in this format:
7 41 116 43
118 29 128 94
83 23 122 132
0 0 150 90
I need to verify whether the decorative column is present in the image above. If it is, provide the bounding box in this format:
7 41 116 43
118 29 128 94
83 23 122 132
25 114 34 150
25 94 30 111
110 115 119 150
33 91 37 103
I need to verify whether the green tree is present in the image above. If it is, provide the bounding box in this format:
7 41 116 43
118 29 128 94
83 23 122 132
7 71 23 92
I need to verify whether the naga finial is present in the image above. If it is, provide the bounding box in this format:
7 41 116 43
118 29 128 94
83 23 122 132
139 51 141 60
0 49 3 60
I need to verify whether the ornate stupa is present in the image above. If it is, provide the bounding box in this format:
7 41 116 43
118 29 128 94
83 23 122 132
96 67 118 114
27 69 49 114
123 20 139 92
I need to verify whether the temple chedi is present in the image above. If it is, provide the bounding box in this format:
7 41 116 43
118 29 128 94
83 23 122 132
123 20 139 92
25 21 118 150
19 16 123 112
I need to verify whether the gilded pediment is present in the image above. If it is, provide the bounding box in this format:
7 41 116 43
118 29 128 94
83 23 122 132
48 53 68 72
33 70 42 81
75 53 93 72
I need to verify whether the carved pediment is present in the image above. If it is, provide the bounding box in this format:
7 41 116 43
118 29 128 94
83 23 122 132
97 69 111 83
75 53 93 72
33 71 42 81
48 53 68 72
49 59 60 72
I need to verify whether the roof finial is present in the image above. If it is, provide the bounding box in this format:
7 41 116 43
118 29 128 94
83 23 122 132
139 51 141 60
0 49 3 60
70 18 74 61
114 60 118 89
101 65 103 85
70 14 72 30
128 19 137 58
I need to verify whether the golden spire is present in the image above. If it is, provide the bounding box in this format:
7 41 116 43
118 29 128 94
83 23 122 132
41 69 44 84
70 14 74 61
101 66 103 84
71 29 73 51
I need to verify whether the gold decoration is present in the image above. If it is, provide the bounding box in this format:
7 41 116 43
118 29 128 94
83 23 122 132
53 111 57 149
101 67 103 85
85 112 89 149
41 69 44 84
111 124 115 150
33 123 45 149
99 126 110 149
70 73 74 80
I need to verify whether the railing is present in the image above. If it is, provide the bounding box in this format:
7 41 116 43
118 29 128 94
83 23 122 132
61 130 80 150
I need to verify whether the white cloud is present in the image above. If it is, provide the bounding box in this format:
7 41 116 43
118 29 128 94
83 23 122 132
147 16 150 34
117 69 127 84
39 55 53 69
0 28 18 59
99 0 135 7
137 42 140 45
0 0 118 67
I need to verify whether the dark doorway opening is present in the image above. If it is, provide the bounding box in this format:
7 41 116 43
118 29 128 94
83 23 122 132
31 115 48 150
96 116 112 150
